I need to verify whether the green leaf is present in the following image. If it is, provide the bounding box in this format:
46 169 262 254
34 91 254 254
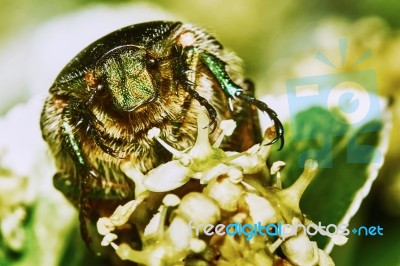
269 92 391 250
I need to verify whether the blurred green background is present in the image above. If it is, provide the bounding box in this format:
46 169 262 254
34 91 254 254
1 0 399 265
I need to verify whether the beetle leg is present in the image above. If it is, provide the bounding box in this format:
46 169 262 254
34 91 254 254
53 170 134 200
90 129 124 158
60 104 99 251
198 51 284 150
175 45 218 132
183 86 218 132
199 52 243 106
70 101 123 158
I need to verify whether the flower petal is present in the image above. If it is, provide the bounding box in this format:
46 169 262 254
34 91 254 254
143 161 191 192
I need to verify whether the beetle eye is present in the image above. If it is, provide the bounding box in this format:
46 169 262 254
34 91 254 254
146 55 158 69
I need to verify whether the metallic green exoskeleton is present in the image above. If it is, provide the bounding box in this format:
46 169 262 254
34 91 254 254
40 21 283 248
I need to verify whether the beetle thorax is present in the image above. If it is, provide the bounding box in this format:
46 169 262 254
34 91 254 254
96 46 157 112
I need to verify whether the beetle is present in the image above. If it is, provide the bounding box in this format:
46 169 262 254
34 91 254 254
40 21 284 249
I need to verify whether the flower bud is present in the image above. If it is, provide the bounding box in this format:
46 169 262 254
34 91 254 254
281 218 319 266
244 193 277 225
204 177 244 212
143 160 191 192
178 192 220 226
167 216 191 252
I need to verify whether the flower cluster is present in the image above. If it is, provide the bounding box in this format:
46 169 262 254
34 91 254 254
0 172 31 252
97 111 344 266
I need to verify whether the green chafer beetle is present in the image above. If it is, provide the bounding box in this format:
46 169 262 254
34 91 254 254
40 21 284 249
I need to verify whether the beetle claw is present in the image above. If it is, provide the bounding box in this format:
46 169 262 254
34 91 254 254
237 94 284 150
208 119 218 134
